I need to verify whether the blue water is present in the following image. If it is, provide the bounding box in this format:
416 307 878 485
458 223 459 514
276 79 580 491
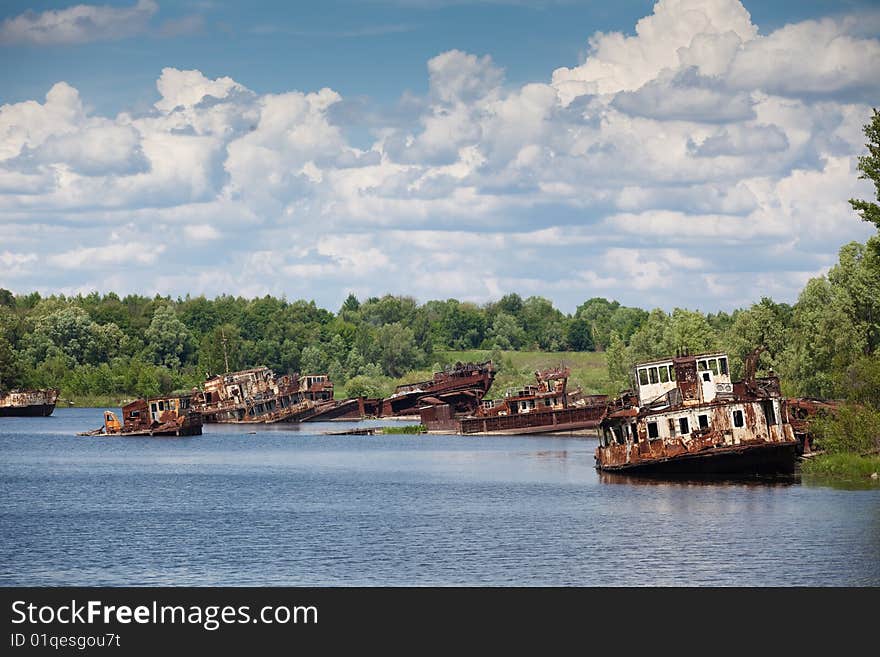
1 408 878 586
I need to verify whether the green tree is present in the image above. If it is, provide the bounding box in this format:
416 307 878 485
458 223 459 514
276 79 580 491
300 344 327 374
25 306 121 366
849 108 880 230
575 298 620 351
521 296 565 350
724 297 792 380
0 335 22 389
0 288 14 307
374 322 422 377
485 312 526 350
144 305 195 369
566 317 594 351
198 324 243 376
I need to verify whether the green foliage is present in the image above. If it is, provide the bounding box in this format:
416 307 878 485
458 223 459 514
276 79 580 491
808 404 880 455
0 334 22 389
198 324 244 377
373 322 423 377
344 374 391 399
144 305 195 369
849 107 880 230
381 424 427 434
485 312 526 350
724 297 792 380
836 356 880 409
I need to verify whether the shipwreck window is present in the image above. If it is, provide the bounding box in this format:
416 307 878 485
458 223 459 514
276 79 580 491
698 360 708 371
702 372 711 382
631 423 638 441
719 358 728 375
733 410 744 428
648 367 659 384
669 367 676 381
150 403 157 414
659 366 669 383
762 400 777 426
638 369 649 385
708 359 719 375
679 417 690 435
157 400 165 411
698 414 709 430
647 422 659 439
668 418 676 436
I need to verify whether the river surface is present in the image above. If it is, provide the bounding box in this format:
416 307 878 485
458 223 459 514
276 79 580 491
1 408 878 586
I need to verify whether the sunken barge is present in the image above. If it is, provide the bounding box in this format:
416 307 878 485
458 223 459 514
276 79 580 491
0 388 59 417
420 366 608 435
78 393 202 437
595 349 798 475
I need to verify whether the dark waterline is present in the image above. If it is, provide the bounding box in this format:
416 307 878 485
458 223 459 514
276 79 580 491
1 408 878 586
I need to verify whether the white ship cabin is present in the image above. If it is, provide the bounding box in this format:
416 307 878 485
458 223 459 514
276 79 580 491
634 352 732 407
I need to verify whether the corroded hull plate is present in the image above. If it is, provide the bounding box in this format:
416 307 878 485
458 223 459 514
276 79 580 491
596 442 798 475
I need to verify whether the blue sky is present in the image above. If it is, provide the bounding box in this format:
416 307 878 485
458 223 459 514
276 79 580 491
1 0 878 313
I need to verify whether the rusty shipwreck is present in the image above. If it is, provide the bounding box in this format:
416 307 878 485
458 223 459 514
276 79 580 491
78 393 202 437
314 360 498 422
190 366 336 423
420 366 608 435
0 388 59 417
595 349 798 475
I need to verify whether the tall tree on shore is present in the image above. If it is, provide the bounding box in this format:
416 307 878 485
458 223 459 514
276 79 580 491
849 108 880 231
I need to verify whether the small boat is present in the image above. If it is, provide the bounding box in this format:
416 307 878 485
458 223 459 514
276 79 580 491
78 394 202 437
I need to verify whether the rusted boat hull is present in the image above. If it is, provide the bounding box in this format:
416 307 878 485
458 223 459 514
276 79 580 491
302 397 380 421
0 389 59 417
0 403 56 417
104 424 202 437
460 406 606 435
421 404 607 435
595 442 798 475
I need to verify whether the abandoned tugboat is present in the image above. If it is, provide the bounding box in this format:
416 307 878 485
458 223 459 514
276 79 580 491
78 394 202 437
420 366 608 435
595 349 798 475
0 388 59 417
190 367 335 423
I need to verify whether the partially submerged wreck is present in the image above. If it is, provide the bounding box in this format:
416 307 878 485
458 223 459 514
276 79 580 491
382 361 496 418
78 394 202 437
420 366 608 435
190 367 335 424
0 388 59 417
595 350 798 475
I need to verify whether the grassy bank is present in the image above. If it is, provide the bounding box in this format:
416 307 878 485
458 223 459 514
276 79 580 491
801 453 880 481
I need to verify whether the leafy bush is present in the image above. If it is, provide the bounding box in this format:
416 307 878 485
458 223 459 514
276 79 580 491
809 403 880 455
